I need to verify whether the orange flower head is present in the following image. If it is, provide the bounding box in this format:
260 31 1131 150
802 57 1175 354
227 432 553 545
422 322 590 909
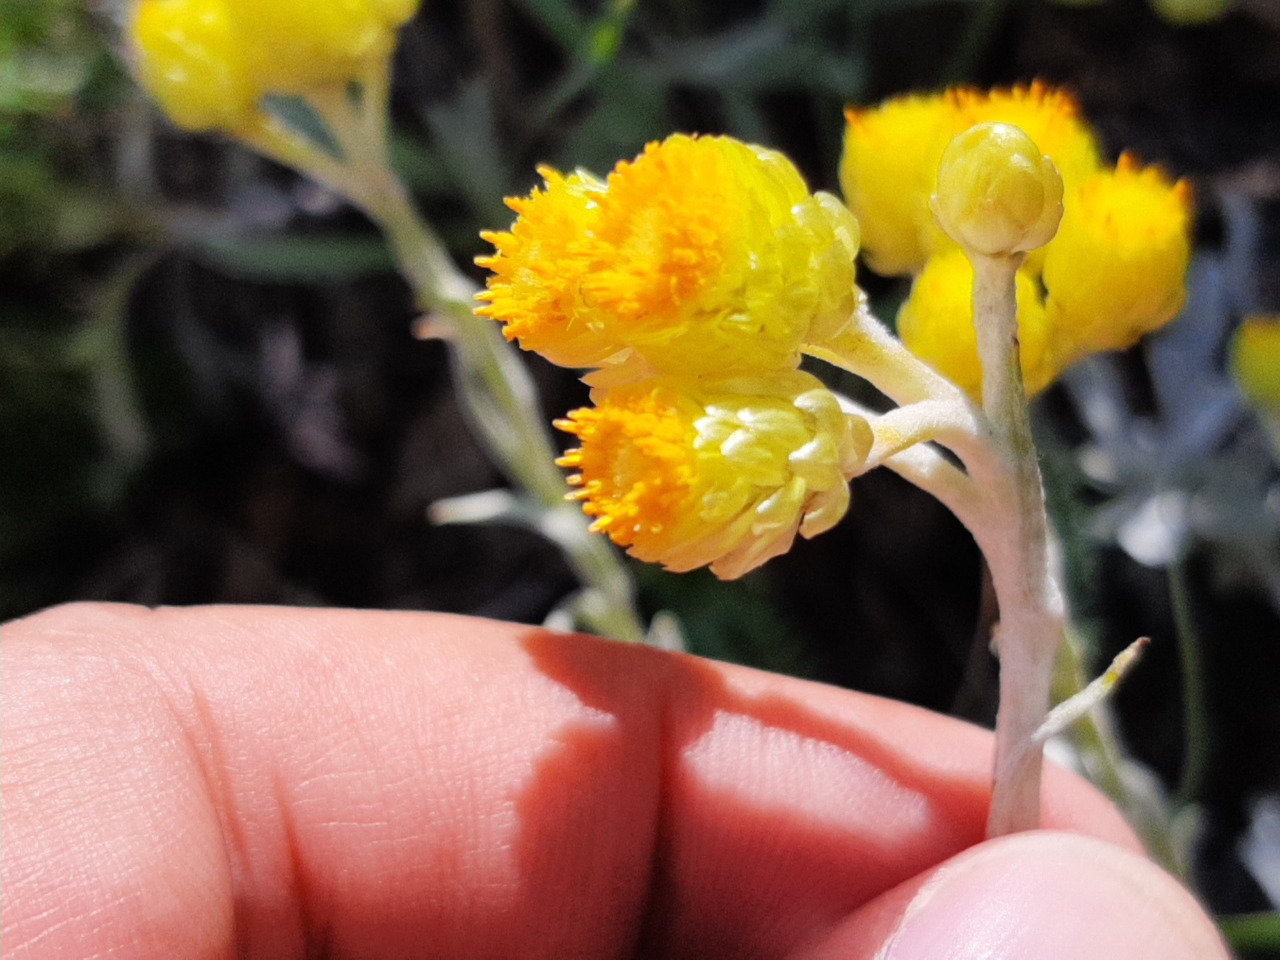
478 135 862 377
555 372 870 579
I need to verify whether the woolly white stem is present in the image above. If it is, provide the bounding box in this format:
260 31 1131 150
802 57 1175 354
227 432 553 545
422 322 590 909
968 252 1066 837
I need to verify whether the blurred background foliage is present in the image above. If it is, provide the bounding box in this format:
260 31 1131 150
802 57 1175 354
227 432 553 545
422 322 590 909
3 0 1280 943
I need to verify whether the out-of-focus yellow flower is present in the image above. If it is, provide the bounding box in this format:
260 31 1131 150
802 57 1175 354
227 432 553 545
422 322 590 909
951 84 1101 196
131 0 421 131
932 122 1064 259
555 372 870 579
1231 314 1280 409
897 249 1056 399
477 134 862 377
840 94 960 275
841 82 1098 275
371 0 423 23
1041 154 1193 370
131 0 260 132
221 0 418 94
845 83 1191 399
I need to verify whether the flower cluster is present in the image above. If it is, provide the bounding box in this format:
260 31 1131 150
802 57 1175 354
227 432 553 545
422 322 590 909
479 135 869 577
479 100 1195 576
131 0 420 133
842 82 1193 398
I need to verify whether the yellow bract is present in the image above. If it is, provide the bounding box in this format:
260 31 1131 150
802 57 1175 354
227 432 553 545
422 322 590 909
130 0 421 131
952 84 1101 196
478 134 862 377
555 373 869 579
1231 315 1280 410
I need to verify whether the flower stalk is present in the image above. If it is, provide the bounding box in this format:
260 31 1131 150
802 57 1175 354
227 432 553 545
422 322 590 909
820 254 1066 836
968 250 1066 836
926 122 1069 835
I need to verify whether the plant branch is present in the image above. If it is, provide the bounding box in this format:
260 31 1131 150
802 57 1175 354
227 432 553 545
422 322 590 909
968 252 1065 837
241 87 646 642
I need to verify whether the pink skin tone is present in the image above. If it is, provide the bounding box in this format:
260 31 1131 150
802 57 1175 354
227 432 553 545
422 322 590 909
3 604 1225 960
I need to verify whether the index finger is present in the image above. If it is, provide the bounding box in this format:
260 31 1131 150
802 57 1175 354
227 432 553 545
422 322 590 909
1 603 1136 959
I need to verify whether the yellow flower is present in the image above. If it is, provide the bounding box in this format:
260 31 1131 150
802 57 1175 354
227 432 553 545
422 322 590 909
477 134 862 377
555 372 870 579
131 0 422 130
131 0 261 132
371 0 423 22
1041 154 1193 371
840 93 961 275
1231 314 1280 410
221 0 418 94
932 122 1064 259
841 82 1100 275
897 248 1056 399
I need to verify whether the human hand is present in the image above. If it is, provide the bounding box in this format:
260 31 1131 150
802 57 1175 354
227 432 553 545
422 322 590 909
2 604 1225 959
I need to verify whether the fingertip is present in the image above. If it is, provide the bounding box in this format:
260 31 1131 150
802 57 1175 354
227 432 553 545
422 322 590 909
796 831 1228 960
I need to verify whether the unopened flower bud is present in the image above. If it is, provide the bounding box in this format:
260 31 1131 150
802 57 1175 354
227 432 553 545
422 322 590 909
932 122 1064 258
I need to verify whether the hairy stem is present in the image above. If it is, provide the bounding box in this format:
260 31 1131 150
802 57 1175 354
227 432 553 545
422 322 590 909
969 252 1065 837
246 89 645 643
361 170 645 642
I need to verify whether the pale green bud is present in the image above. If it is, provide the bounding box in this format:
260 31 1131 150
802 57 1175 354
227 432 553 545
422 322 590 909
932 122 1064 258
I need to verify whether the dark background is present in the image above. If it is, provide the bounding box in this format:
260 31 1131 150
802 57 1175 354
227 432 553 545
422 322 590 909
4 0 1280 941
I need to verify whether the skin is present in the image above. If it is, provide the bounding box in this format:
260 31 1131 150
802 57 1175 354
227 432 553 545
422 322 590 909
2 603 1227 959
